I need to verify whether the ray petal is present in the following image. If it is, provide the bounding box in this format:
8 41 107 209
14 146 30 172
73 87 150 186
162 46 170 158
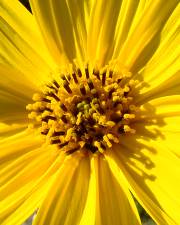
30 0 92 64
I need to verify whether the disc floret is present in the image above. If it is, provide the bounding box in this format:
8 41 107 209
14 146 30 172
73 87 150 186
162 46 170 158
27 62 138 154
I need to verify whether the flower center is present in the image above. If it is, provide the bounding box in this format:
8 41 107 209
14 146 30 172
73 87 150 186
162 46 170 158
26 62 138 154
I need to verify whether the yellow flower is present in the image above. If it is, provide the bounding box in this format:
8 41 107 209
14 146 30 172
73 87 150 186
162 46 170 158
0 0 180 225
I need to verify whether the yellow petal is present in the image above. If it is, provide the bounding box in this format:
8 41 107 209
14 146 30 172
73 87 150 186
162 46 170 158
118 0 179 69
0 65 38 125
109 123 180 224
0 0 55 69
33 153 88 225
79 156 97 225
88 0 124 65
0 123 26 141
80 155 141 225
0 149 64 225
0 130 42 167
135 95 180 157
30 0 91 64
113 0 150 60
0 1 57 87
1 179 51 225
133 6 180 104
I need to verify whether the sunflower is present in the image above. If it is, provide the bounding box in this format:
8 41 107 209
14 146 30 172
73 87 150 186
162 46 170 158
0 0 180 225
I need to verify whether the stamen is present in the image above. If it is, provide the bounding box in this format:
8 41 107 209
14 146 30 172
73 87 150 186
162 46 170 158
52 131 65 136
85 67 89 79
87 79 94 90
93 69 100 80
77 68 82 77
42 116 56 122
60 103 67 112
51 139 61 144
63 80 72 94
60 115 68 123
53 80 60 88
27 62 138 154
102 72 106 86
80 84 86 95
59 141 69 148
47 92 60 101
72 73 78 83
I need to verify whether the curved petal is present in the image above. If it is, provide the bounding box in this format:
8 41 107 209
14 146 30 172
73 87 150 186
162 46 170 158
0 123 26 140
111 139 180 225
0 65 35 125
112 0 151 62
80 155 141 225
0 0 56 85
133 2 180 74
87 0 124 65
135 95 180 157
0 130 42 168
132 4 180 104
33 153 89 225
0 146 64 225
118 0 179 69
30 0 92 64
107 95 180 224
0 128 65 225
88 0 147 66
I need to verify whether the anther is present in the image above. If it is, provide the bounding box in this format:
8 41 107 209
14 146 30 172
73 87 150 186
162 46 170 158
60 75 68 82
51 139 61 144
47 85 58 93
40 107 53 113
47 92 60 101
60 103 67 112
80 84 86 95
42 98 51 103
109 70 113 78
108 88 115 99
42 116 56 122
60 115 68 123
63 80 72 94
102 72 106 86
52 131 65 136
67 74 71 81
117 79 122 83
53 80 60 88
66 146 80 155
72 73 78 83
59 141 69 148
93 69 100 80
87 79 94 90
77 68 82 77
85 67 89 79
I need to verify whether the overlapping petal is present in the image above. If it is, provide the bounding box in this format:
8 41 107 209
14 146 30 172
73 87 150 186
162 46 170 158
0 0 56 85
118 0 179 69
106 96 180 224
33 154 89 225
135 95 180 157
81 156 141 225
30 0 92 64
0 65 38 126
0 130 64 225
0 0 179 225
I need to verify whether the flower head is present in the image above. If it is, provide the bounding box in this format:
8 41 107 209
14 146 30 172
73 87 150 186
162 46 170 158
0 0 180 225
